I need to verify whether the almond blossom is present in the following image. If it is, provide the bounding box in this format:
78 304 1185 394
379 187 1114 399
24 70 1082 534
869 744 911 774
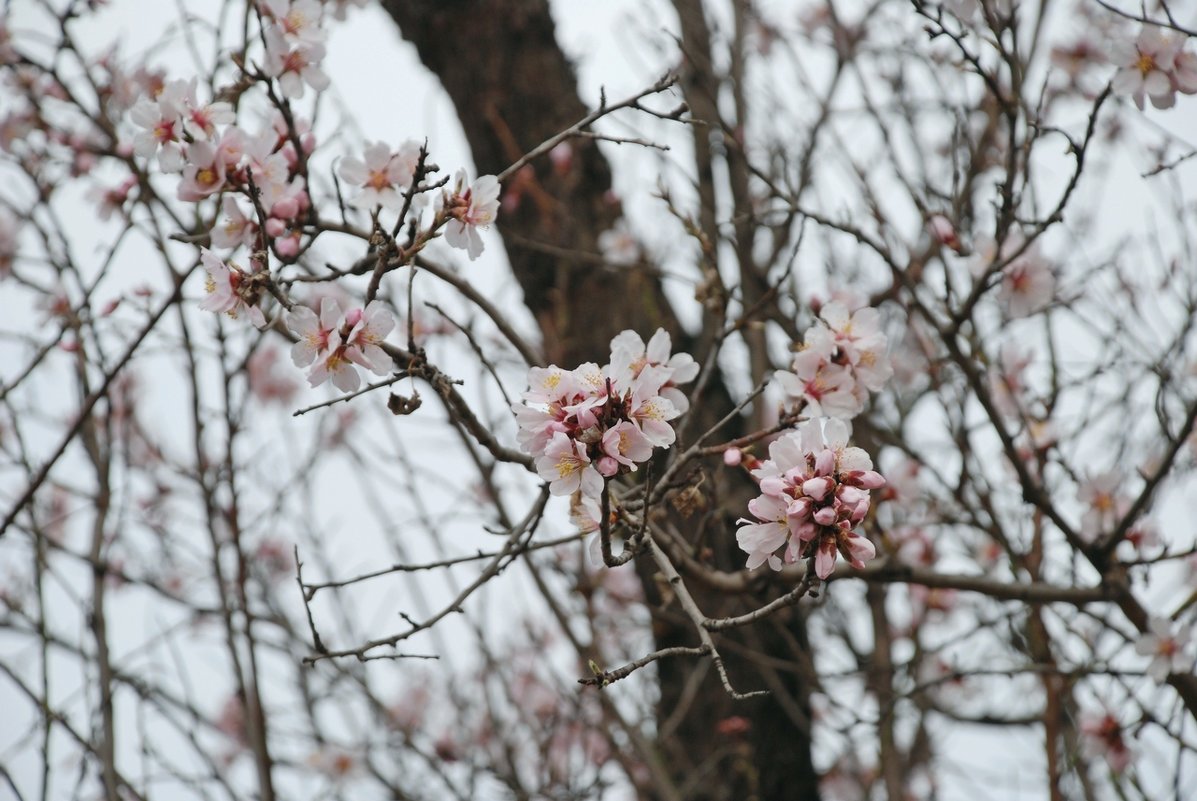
286 298 396 391
515 328 691 500
442 171 500 260
260 0 326 44
129 86 187 172
339 141 420 210
775 302 892 420
1081 712 1134 774
197 248 267 327
211 196 258 250
1135 617 1191 683
1111 26 1184 110
736 418 884 578
608 328 699 412
263 26 329 99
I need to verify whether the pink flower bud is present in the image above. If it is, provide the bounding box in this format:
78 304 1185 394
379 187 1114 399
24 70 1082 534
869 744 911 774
788 497 811 519
814 448 835 476
723 447 743 467
597 456 619 477
813 506 838 526
264 217 286 237
344 307 364 328
272 197 299 220
844 469 886 489
802 476 834 501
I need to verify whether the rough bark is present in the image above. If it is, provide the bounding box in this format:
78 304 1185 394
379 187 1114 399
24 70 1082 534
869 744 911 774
380 3 820 799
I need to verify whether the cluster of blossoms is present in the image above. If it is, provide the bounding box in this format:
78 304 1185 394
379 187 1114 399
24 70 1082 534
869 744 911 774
130 72 317 257
516 329 697 500
736 419 884 579
775 302 892 419
198 248 270 327
259 0 331 99
286 297 395 392
1111 25 1197 110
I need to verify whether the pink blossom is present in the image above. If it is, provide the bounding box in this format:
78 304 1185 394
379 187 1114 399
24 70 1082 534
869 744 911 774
338 141 419 210
999 253 1055 318
1076 470 1129 539
263 26 329 99
305 330 361 392
601 421 654 471
260 0 326 43
1111 26 1181 110
776 303 891 419
607 328 698 412
129 88 186 172
738 419 883 576
537 431 603 498
1135 617 1191 683
177 141 226 201
442 171 501 260
287 297 341 368
342 301 395 376
1081 712 1134 773
211 197 258 250
197 248 266 327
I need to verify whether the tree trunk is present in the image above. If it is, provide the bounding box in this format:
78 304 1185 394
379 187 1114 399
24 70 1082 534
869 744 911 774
381 3 821 799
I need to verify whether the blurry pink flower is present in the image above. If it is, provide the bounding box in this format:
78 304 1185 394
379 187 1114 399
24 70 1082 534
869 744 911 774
197 248 266 327
178 141 226 201
442 171 500 260
211 196 257 250
338 141 417 210
1111 26 1179 110
1081 712 1134 773
263 26 328 99
1135 617 1191 683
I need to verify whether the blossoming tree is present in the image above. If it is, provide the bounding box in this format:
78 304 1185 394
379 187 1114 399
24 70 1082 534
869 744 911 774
2 1 1197 800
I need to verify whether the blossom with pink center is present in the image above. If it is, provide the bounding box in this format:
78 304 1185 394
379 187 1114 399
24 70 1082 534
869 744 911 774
305 329 361 392
177 141 226 202
776 303 891 420
211 197 258 250
737 418 883 577
1111 26 1181 110
197 248 266 327
537 431 603 497
999 253 1055 318
442 170 501 260
601 421 654 473
1081 712 1134 773
515 328 691 498
287 297 341 368
343 301 395 376
608 328 699 412
129 89 187 172
1076 470 1129 539
263 26 329 99
1135 617 1191 683
627 367 681 447
260 0 326 43
929 214 963 253
176 78 235 140
339 141 419 211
